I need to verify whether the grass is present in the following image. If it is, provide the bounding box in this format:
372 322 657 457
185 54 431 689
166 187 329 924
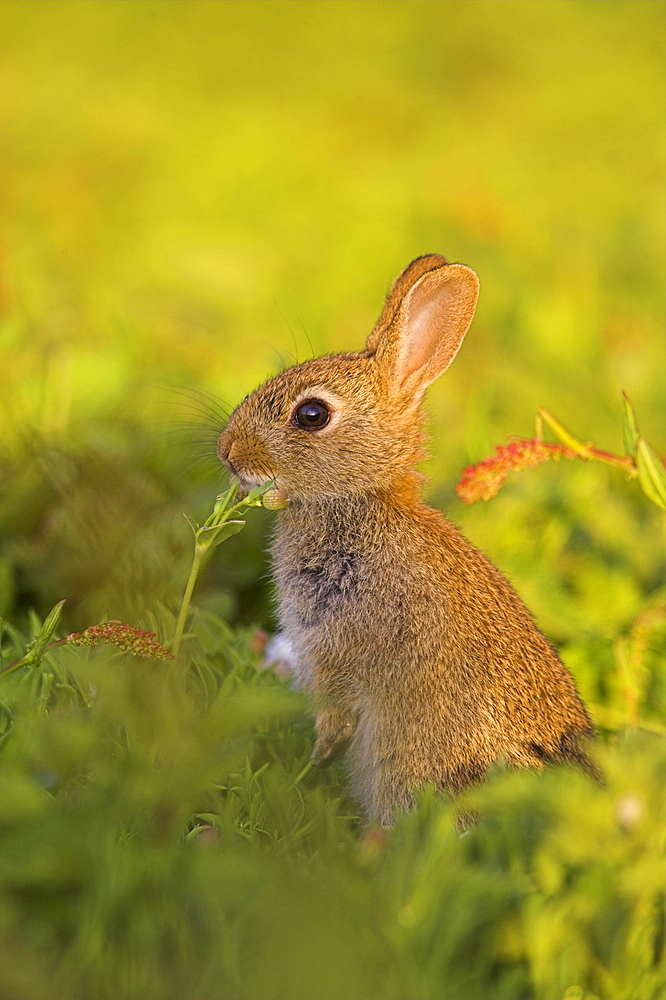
0 596 664 999
0 1 664 997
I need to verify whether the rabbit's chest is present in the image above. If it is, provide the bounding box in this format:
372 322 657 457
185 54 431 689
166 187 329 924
272 508 380 635
271 502 406 666
280 543 361 624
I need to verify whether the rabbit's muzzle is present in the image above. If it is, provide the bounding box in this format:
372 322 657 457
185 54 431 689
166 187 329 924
217 426 275 489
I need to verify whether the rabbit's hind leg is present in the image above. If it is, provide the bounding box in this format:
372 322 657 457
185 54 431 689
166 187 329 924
311 706 357 766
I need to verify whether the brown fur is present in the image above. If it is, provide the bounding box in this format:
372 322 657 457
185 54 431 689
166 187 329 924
218 255 595 824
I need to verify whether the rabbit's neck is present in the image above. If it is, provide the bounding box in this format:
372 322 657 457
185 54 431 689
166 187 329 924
278 492 381 547
281 478 421 535
287 470 424 520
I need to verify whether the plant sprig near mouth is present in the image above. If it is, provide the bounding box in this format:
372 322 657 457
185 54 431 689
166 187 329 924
171 481 290 658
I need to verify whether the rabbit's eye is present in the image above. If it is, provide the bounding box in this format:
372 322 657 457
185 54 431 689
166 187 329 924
293 398 330 430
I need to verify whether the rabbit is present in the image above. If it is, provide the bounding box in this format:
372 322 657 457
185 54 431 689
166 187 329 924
217 254 596 824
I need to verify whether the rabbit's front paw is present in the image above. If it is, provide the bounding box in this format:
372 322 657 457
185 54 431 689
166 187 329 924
311 707 356 766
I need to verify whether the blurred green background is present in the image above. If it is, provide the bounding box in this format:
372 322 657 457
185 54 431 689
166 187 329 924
1 0 664 659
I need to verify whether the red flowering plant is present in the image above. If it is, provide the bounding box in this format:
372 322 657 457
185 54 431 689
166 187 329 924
456 437 577 504
65 621 175 659
456 395 666 509
0 602 174 677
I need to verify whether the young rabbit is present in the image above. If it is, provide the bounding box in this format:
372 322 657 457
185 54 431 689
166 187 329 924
217 254 596 824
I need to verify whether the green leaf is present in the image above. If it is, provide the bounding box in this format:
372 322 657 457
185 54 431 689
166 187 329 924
196 519 246 550
622 393 640 457
183 513 199 535
25 600 66 658
0 600 66 677
636 438 666 509
243 484 272 506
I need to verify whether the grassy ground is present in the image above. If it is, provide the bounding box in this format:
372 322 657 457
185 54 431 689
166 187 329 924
0 2 664 997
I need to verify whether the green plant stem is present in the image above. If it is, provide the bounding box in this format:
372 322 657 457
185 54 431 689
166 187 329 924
172 544 205 659
539 408 635 473
170 483 270 659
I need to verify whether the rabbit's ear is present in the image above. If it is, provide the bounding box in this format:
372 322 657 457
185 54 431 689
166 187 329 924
367 257 479 400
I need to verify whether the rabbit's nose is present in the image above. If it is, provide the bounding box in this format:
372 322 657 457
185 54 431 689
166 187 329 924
223 441 248 481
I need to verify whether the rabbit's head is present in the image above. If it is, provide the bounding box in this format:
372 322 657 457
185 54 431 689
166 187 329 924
218 255 479 501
